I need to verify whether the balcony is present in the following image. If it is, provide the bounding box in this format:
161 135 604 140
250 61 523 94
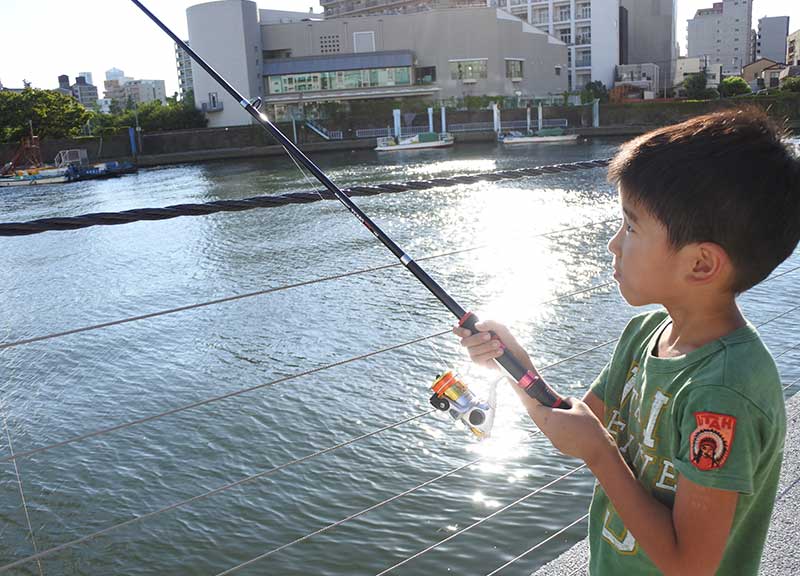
201 101 224 113
575 33 591 45
575 58 592 68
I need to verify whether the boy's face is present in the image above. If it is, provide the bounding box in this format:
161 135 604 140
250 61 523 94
607 187 683 306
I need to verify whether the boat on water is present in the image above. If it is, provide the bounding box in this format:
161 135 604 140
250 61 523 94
498 127 579 144
375 132 454 151
0 148 137 188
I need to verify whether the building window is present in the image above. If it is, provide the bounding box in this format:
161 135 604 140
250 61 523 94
557 5 571 22
505 59 524 79
267 66 412 94
449 59 488 81
353 31 375 53
557 28 571 44
414 66 436 84
577 2 590 19
264 49 292 59
208 92 218 108
554 65 562 76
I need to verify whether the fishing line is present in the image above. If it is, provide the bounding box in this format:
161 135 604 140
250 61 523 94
128 0 568 409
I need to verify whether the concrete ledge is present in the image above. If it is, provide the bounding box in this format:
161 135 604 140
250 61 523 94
532 392 800 576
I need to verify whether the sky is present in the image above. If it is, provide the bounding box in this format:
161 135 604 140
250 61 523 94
1 0 798 96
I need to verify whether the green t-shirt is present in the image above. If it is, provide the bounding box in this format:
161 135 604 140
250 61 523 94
588 310 786 576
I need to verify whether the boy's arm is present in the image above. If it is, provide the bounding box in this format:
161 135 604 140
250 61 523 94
523 395 738 576
582 389 604 422
591 439 738 576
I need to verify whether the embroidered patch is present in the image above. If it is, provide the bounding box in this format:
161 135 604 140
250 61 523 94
689 412 736 471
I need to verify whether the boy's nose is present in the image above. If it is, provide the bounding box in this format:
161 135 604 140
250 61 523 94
608 226 623 256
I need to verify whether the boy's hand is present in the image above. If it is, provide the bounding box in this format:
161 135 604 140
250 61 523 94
524 396 616 467
452 320 535 372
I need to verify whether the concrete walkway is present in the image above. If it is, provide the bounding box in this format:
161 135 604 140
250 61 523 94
532 392 800 576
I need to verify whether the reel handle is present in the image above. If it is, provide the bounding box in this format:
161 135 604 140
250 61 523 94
459 312 568 409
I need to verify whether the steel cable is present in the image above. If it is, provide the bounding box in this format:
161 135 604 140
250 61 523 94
372 465 589 576
0 218 617 352
0 280 620 465
0 159 611 237
3 302 798 571
484 512 589 576
0 339 612 572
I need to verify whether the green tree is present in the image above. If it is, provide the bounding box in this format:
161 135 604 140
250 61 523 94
0 88 91 143
580 81 609 104
90 98 208 134
719 76 751 97
683 72 708 99
781 77 800 93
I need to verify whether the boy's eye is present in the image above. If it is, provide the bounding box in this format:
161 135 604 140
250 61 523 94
625 222 634 233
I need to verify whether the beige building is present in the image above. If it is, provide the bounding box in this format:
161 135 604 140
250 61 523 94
788 30 800 66
188 1 569 127
674 56 723 89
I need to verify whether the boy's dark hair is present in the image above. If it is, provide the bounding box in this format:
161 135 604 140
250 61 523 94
608 108 800 293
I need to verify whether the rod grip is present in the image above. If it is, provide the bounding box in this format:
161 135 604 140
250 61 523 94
459 312 568 409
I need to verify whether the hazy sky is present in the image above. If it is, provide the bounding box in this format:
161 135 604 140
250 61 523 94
1 0 797 96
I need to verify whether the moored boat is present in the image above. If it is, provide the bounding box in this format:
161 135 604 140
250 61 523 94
375 132 454 151
499 127 579 144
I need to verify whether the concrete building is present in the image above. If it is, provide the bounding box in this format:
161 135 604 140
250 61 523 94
55 74 72 97
615 62 660 95
756 16 790 64
176 41 195 98
674 56 723 89
318 0 620 92
688 0 753 77
122 79 168 105
71 76 99 108
105 68 126 82
187 0 568 127
787 29 800 66
619 0 676 93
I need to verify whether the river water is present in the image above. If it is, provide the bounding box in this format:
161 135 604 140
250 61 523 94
0 140 798 575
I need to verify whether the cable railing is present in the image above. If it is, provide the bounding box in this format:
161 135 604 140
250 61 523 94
0 331 616 572
2 297 797 573
0 218 618 352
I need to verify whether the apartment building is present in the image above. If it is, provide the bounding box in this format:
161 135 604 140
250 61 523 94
756 16 790 64
176 41 195 98
787 29 800 66
687 0 753 76
71 76 99 108
187 0 568 127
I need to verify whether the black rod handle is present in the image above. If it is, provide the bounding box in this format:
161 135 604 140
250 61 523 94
459 312 568 409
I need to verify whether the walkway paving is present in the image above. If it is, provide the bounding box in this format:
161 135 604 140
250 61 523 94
532 392 800 576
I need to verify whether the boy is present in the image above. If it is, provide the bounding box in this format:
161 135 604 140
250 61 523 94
454 109 800 575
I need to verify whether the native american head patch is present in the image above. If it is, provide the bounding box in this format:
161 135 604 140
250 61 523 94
689 412 736 471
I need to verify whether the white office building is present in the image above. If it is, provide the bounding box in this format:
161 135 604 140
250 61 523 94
187 0 569 127
687 0 753 77
757 16 790 64
495 0 620 91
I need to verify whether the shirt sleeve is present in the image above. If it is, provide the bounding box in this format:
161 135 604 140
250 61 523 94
672 386 764 494
589 362 610 404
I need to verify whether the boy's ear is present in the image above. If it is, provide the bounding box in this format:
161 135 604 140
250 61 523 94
685 242 730 285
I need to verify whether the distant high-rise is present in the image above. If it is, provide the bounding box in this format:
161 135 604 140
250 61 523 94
175 41 195 98
788 29 800 66
71 76 99 108
619 0 676 92
688 0 753 76
78 71 94 86
757 16 790 63
105 67 125 82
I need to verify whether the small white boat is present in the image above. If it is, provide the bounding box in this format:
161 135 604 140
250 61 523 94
499 128 578 145
0 167 72 187
375 132 454 151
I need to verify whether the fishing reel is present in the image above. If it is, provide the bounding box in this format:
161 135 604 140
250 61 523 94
429 371 495 439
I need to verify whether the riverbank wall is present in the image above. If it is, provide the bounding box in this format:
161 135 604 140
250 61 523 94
2 95 797 168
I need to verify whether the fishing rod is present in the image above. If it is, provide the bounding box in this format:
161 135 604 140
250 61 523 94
129 0 566 409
